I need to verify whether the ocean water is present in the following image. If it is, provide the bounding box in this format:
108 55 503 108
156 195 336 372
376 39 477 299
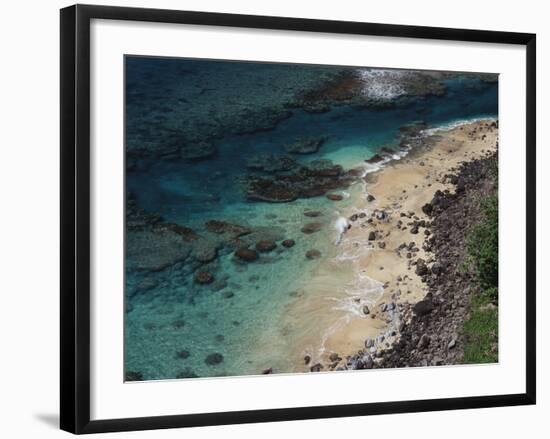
124 58 498 380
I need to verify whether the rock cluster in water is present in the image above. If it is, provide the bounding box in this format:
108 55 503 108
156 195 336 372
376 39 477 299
245 159 358 203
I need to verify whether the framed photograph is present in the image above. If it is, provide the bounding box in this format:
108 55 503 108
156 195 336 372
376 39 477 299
60 4 536 434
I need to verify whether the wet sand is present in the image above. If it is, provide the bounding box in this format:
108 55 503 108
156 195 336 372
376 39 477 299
282 119 498 372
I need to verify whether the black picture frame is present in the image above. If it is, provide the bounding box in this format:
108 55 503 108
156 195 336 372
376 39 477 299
60 4 536 434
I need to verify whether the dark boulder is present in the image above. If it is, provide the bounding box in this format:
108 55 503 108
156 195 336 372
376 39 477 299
310 363 323 372
417 334 431 349
205 220 251 237
255 240 277 252
365 154 385 164
282 239 295 248
306 249 322 259
415 258 428 276
326 193 343 201
431 261 444 275
234 247 259 262
205 353 224 366
176 350 190 359
413 299 434 316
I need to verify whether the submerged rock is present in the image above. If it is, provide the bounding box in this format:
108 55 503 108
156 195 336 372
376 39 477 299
194 271 214 285
246 184 298 203
365 154 385 164
246 154 297 172
125 371 143 381
255 240 277 252
326 193 343 201
191 240 218 263
172 319 186 329
176 350 190 359
306 249 322 259
205 220 251 237
304 210 323 217
135 277 158 292
126 229 192 272
245 160 354 203
282 239 296 248
301 222 323 234
205 353 224 366
234 247 259 262
284 136 326 154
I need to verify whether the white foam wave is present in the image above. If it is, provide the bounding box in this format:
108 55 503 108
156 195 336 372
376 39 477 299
333 238 372 261
334 270 384 316
421 116 497 137
358 69 407 101
334 216 350 245
315 271 384 359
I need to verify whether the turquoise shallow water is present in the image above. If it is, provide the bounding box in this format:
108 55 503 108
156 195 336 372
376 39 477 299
124 59 498 380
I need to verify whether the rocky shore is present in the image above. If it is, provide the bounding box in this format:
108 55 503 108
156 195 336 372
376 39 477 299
346 150 498 370
298 119 499 373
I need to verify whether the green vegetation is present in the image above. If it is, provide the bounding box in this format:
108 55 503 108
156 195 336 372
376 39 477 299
463 288 498 363
467 196 498 296
463 195 498 363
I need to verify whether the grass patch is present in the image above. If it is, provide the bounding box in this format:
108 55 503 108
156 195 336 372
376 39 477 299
463 193 499 363
463 288 498 363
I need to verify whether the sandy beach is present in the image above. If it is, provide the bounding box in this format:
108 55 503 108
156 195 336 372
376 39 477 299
284 119 498 372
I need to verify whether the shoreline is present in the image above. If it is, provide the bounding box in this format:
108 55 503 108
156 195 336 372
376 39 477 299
124 115 498 380
286 117 498 373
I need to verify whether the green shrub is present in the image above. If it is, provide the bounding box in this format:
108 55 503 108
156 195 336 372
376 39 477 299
467 195 498 296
